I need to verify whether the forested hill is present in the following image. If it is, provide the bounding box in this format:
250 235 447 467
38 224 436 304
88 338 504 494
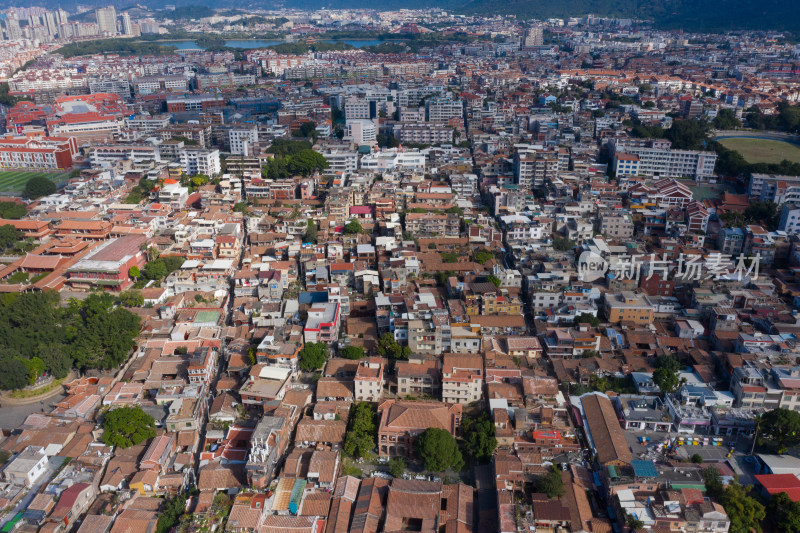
461 0 800 33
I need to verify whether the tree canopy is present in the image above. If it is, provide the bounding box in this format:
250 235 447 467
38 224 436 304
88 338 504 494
719 482 765 533
573 313 600 327
552 237 576 251
472 248 494 265
416 428 464 472
102 406 156 448
770 492 800 533
460 412 497 464
378 333 410 361
304 220 318 243
340 346 365 360
343 402 377 458
343 219 363 235
0 201 26 219
653 354 683 394
23 176 57 199
0 291 141 389
537 466 566 498
759 408 800 453
298 342 328 371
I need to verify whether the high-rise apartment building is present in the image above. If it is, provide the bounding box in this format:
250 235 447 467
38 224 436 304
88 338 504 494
4 14 22 41
120 12 133 36
95 6 117 35
524 26 543 47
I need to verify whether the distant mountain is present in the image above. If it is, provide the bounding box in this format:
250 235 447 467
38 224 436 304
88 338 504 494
459 0 800 33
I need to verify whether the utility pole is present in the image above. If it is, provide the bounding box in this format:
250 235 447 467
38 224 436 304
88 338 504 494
749 415 760 456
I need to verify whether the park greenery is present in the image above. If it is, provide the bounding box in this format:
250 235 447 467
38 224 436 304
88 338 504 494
343 402 377 458
0 291 141 390
298 341 328 371
630 115 800 178
55 38 178 58
102 406 157 448
416 428 464 472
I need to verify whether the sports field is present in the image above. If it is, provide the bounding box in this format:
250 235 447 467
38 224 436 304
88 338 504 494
0 171 70 194
718 137 800 165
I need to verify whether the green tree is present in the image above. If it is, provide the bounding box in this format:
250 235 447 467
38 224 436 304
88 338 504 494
573 313 600 327
537 466 565 498
713 108 742 130
665 119 710 150
0 224 21 252
552 237 576 251
703 466 724 498
304 219 318 243
340 346 365 360
128 266 141 281
460 412 497 464
155 493 187 533
770 491 800 533
626 514 645 531
0 356 28 390
416 428 464 472
23 176 56 199
389 456 406 478
653 354 683 394
233 202 248 213
298 342 328 371
377 332 410 361
343 219 363 235
759 408 800 453
691 453 704 464
143 259 168 280
473 248 494 264
343 402 377 458
102 406 157 448
23 356 46 385
440 252 458 263
287 149 328 176
487 275 501 288
719 482 765 533
0 201 26 219
118 290 144 308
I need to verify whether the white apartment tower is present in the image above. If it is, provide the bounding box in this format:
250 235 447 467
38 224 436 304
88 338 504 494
95 6 117 35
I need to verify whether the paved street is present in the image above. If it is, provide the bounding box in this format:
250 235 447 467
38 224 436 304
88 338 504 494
0 393 66 430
